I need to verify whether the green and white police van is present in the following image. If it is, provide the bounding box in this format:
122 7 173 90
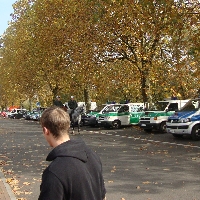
139 99 189 133
83 104 119 126
97 103 145 129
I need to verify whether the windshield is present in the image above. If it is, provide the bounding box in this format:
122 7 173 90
91 105 105 112
180 99 200 111
103 105 121 113
148 102 169 111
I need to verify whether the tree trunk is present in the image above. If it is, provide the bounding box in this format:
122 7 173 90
52 85 59 105
141 74 148 104
84 87 91 111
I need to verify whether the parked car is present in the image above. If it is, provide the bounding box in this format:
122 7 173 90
24 111 36 120
97 103 145 129
81 110 99 126
1 111 8 118
24 111 32 120
30 111 42 121
139 99 189 133
8 109 27 118
166 98 200 140
81 104 114 127
9 110 27 119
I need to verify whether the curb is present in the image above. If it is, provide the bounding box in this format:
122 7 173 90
0 168 16 200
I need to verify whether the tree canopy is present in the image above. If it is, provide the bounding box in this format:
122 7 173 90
0 0 199 109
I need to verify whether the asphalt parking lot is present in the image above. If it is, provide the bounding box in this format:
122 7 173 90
0 118 200 200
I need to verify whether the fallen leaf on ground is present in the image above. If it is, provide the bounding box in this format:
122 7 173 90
23 182 31 185
108 180 113 183
142 181 151 184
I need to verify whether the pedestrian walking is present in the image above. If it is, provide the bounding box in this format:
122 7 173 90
39 106 106 200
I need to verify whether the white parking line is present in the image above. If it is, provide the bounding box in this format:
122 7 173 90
176 143 184 146
191 146 200 149
99 131 200 149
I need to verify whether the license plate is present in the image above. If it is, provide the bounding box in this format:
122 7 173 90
169 129 175 133
141 124 146 127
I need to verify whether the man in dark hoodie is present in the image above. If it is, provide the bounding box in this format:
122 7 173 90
39 106 106 200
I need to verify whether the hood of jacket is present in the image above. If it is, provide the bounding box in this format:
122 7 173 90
46 139 89 163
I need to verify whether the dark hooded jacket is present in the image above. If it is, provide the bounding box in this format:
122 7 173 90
38 139 106 200
68 100 78 110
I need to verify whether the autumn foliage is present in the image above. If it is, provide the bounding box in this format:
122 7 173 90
0 0 199 108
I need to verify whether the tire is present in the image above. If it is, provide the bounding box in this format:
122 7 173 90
191 125 200 141
173 134 183 138
112 120 121 129
159 122 167 133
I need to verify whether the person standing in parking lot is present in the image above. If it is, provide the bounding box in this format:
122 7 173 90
39 106 106 200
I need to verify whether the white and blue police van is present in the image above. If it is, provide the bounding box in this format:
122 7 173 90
166 98 200 140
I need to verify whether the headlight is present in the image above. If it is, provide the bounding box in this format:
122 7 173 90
179 118 190 123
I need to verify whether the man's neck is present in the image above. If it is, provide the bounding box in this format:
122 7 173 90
52 136 70 148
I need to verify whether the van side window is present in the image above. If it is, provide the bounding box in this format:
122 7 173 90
131 106 143 112
118 105 129 113
168 103 178 111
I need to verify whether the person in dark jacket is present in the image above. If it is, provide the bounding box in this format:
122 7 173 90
53 96 64 108
39 106 106 200
68 96 78 109
68 96 78 121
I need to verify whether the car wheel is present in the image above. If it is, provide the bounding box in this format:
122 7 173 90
159 122 166 133
112 120 121 129
191 125 200 141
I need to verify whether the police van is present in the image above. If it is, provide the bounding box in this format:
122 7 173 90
166 98 200 140
97 103 145 129
139 99 189 133
82 104 119 126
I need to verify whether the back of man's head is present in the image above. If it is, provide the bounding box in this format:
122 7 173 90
40 106 70 138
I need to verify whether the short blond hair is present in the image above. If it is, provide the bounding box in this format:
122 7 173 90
40 106 70 138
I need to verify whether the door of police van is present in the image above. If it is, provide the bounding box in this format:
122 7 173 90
129 105 145 125
117 105 130 125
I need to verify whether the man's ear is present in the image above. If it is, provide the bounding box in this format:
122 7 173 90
43 127 50 135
